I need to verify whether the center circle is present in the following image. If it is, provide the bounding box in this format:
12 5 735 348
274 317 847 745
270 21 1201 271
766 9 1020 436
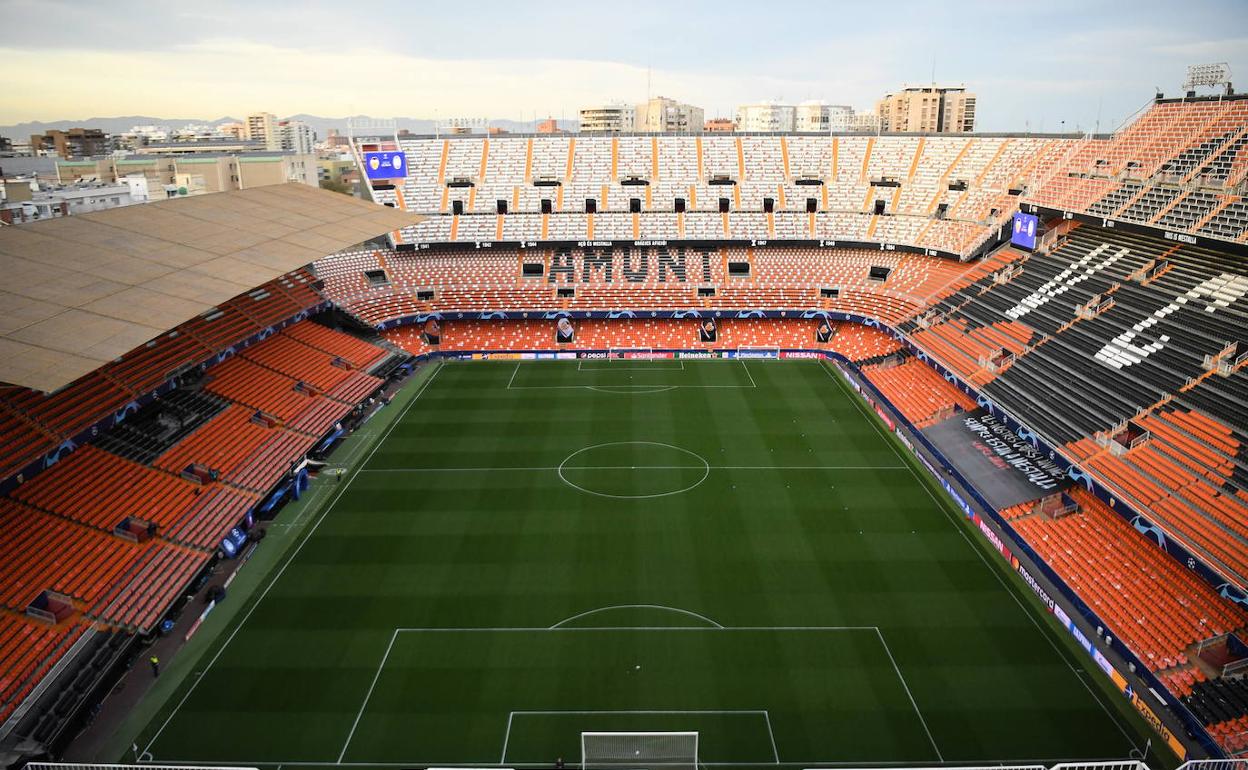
557 441 710 499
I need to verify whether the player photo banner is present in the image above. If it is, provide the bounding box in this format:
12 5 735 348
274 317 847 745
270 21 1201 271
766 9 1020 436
421 318 441 346
816 319 833 343
556 317 575 344
699 318 718 343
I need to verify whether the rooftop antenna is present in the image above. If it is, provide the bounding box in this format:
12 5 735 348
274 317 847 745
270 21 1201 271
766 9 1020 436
931 54 936 85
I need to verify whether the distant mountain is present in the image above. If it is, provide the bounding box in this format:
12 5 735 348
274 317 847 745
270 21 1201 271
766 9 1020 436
1 114 578 141
0 116 232 140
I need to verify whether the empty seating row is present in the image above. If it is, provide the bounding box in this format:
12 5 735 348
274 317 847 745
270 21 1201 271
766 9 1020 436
0 500 146 611
1027 97 1248 241
1008 488 1248 671
382 318 901 363
0 614 84 723
860 356 977 426
0 269 325 486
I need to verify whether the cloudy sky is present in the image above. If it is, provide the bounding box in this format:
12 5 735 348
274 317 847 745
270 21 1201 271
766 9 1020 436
1 0 1245 131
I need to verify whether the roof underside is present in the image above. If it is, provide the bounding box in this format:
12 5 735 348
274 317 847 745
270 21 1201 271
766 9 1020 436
0 183 419 392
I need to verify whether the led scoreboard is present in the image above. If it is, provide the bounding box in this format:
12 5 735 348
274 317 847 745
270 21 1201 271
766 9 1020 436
1010 212 1039 250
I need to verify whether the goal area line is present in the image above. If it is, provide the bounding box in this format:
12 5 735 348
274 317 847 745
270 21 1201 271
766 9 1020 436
501 712 778 766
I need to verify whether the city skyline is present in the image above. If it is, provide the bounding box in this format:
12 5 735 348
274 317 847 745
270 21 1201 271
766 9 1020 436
1 0 1245 133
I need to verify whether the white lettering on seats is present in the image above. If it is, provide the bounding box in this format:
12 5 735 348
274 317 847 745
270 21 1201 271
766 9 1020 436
1004 244 1125 320
1094 273 1248 369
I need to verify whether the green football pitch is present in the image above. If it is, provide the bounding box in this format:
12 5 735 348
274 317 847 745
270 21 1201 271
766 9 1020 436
136 358 1158 767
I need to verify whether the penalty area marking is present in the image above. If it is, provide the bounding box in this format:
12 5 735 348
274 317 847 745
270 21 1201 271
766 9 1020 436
506 360 756 392
578 359 686 371
335 623 941 765
549 604 725 629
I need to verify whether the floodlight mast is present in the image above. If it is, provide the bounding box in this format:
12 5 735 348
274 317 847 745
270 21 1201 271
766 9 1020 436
1183 63 1232 92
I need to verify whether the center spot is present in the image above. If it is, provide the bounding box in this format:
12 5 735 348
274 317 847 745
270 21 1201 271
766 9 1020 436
557 441 710 499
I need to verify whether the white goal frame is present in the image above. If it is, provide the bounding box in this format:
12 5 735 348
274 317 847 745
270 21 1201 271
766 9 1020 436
581 730 698 770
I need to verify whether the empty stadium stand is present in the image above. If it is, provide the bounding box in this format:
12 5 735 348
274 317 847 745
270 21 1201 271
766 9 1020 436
1026 94 1248 243
0 318 393 733
0 268 325 486
1007 488 1248 672
357 133 1074 256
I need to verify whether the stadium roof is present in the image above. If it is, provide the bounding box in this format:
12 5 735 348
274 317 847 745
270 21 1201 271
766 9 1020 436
0 183 420 393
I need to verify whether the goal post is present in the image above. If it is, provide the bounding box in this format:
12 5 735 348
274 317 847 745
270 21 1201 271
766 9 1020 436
581 731 698 770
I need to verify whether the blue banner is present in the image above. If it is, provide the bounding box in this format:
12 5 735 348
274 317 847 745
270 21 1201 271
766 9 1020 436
1010 212 1039 250
362 151 407 179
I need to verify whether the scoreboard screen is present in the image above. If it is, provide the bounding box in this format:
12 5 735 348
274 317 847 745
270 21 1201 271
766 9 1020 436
1010 212 1039 250
362 151 407 180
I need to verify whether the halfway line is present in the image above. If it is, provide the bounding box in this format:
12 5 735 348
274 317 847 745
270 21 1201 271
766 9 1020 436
358 465 907 473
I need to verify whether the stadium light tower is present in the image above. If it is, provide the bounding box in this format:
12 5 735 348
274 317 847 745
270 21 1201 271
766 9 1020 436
1183 62 1232 93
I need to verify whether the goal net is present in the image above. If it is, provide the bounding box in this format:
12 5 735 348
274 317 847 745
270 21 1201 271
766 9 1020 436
581 731 698 770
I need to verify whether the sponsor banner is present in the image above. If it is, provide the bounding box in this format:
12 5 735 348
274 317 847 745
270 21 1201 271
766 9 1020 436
873 404 895 431
1070 624 1092 654
678 351 718 359
533 352 559 360
895 429 914 453
974 515 1011 561
624 351 674 360
941 479 974 519
520 352 538 360
488 352 523 361
781 350 821 359
555 352 577 360
1127 689 1187 759
1092 648 1115 678
838 366 862 393
579 351 608 359
362 151 407 179
1053 603 1071 630
736 349 779 359
1015 562 1055 614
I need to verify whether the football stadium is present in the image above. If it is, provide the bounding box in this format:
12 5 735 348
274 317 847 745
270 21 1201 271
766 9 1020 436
3 54 1248 770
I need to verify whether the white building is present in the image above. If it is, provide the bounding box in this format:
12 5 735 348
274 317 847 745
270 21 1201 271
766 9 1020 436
736 102 796 132
735 101 857 133
579 103 638 134
1 182 134 224
849 111 880 133
796 102 855 133
277 120 316 154
636 96 703 133
246 112 279 150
